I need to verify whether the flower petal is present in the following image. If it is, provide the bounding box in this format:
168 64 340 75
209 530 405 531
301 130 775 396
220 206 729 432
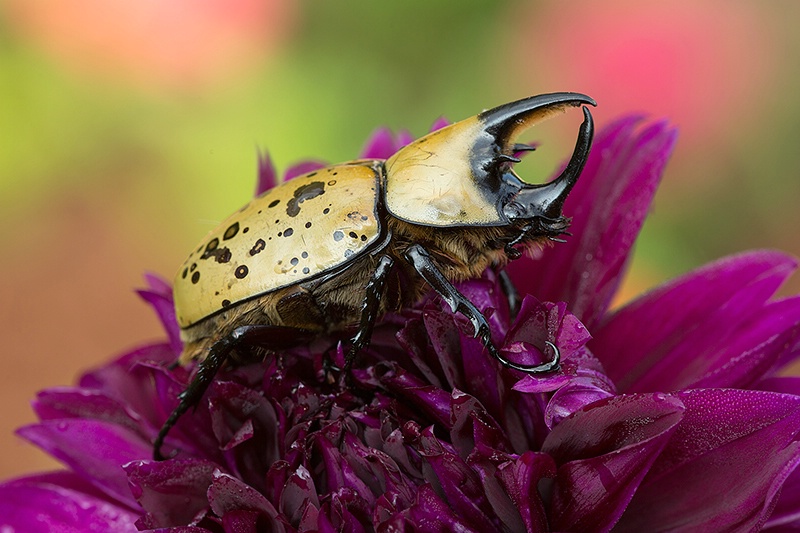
616 389 800 532
391 483 481 532
359 127 396 159
507 116 677 330
124 458 217 528
417 427 500 531
591 250 798 392
207 471 282 530
33 388 147 437
255 150 278 196
691 296 800 389
137 280 182 356
542 393 685 532
284 160 327 181
18 419 153 509
0 472 139 532
78 343 178 429
495 451 557 532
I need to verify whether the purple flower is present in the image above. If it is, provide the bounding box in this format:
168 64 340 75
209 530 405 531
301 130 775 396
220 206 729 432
3 114 800 533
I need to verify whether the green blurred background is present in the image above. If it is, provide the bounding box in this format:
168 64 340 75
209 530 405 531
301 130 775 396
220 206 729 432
2 0 799 478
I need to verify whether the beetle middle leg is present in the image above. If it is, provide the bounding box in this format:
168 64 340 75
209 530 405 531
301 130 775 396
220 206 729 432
404 244 559 374
343 254 394 373
154 324 311 460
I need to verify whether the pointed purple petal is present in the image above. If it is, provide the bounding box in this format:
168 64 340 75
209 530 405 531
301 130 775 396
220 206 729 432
766 465 800 529
136 288 182 356
395 129 414 149
207 471 281 529
759 377 800 395
542 393 685 532
359 127 396 159
495 451 556 532
124 458 216 528
33 388 148 437
417 427 499 531
255 150 278 196
591 250 798 392
617 389 800 532
284 160 327 181
429 117 450 132
0 473 139 532
691 296 800 389
143 271 173 296
18 420 153 509
507 116 677 330
400 483 481 532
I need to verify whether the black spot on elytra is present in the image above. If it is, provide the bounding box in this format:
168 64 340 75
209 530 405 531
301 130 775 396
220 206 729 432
323 208 330 215
182 267 188 279
349 231 358 239
235 265 249 279
243 227 249 234
191 271 200 284
223 222 240 240
202 246 231 263
361 215 368 221
268 199 280 208
328 180 337 186
301 251 308 258
284 228 294 237
303 267 310 274
344 249 354 258
333 230 344 241
290 257 299 266
305 222 312 228
190 263 197 272
361 234 367 241
308 172 317 177
286 181 325 217
221 299 231 308
250 239 266 256
206 238 219 252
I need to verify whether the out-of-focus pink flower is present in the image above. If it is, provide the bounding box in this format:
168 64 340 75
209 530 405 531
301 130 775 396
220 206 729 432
516 0 776 146
3 0 296 93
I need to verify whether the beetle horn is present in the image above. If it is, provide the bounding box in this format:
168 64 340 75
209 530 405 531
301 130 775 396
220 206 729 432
504 104 595 220
384 92 595 228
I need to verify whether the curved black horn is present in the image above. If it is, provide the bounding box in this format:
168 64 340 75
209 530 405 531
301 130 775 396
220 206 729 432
503 105 595 221
480 92 596 152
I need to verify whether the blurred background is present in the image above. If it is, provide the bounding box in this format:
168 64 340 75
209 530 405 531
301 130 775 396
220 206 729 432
1 0 799 479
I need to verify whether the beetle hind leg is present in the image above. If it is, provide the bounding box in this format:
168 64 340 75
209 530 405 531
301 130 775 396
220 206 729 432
404 244 559 374
154 324 312 460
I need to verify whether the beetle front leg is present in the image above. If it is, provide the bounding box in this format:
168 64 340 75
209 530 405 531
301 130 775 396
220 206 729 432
343 254 394 373
404 244 559 374
154 324 311 460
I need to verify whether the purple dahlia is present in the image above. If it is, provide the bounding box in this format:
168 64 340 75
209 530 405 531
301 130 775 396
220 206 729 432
3 114 800 533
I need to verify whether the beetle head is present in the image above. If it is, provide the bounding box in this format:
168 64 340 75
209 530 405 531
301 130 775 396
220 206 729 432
384 93 595 228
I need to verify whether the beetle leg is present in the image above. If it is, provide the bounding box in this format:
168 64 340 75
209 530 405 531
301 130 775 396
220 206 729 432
404 244 559 374
343 254 395 373
497 269 521 319
154 324 311 460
